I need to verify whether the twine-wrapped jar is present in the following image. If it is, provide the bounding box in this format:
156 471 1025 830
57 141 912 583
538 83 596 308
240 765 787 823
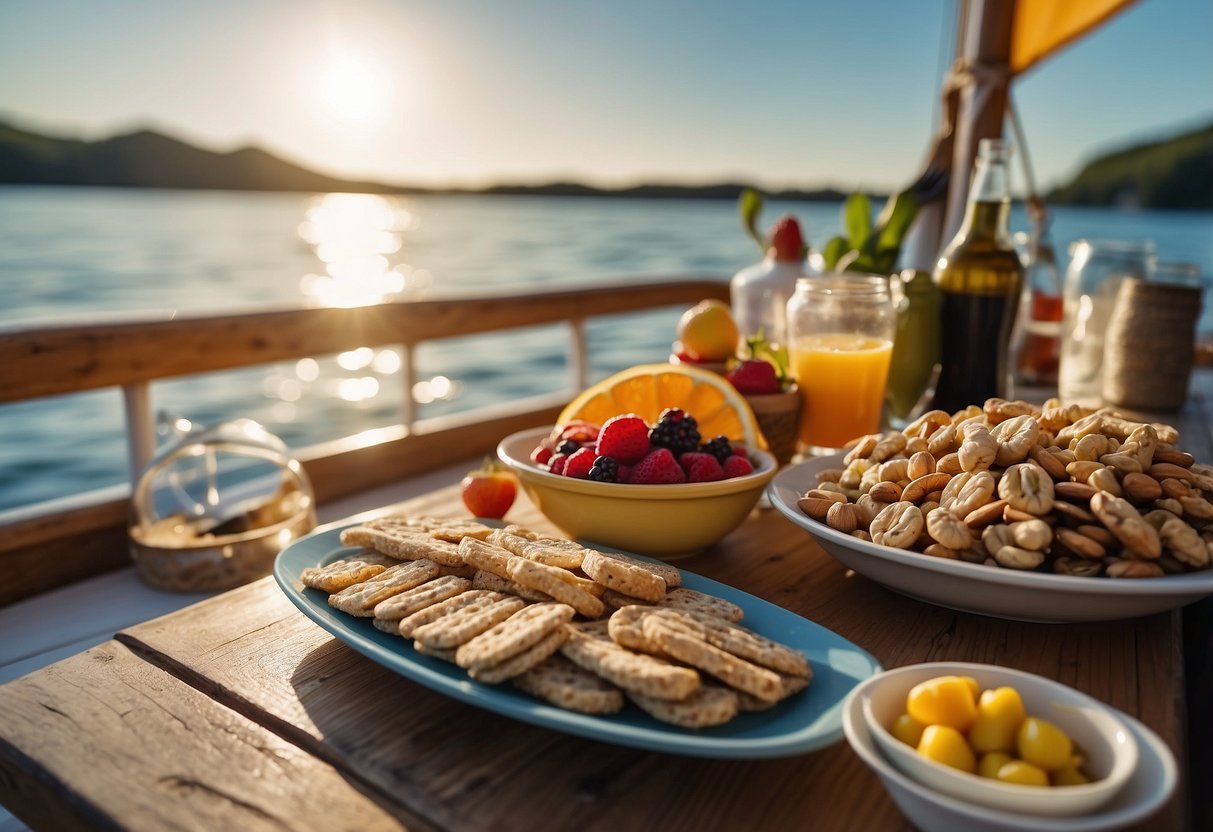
1102 278 1202 411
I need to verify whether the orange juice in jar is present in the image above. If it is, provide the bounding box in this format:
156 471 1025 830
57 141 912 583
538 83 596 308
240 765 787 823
786 275 896 453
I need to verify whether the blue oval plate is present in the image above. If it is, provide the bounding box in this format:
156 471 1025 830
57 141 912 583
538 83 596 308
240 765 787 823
274 521 881 759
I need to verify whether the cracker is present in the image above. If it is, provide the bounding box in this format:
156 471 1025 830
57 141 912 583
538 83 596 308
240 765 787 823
629 684 739 729
569 619 614 640
592 549 681 589
411 596 527 650
372 616 404 636
438 563 478 579
581 549 666 602
396 589 505 638
606 604 658 652
507 557 605 619
468 627 568 684
365 574 470 620
601 589 654 611
472 569 553 602
513 655 625 714
364 513 492 542
413 642 459 663
327 560 444 616
641 613 782 703
339 525 464 567
736 673 811 712
301 558 387 593
458 537 514 579
455 602 575 671
489 529 585 569
656 588 744 623
560 630 700 701
688 615 811 678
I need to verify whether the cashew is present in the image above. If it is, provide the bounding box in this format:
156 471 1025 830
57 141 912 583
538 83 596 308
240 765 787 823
1010 519 1053 551
997 463 1056 515
869 502 924 549
958 422 998 472
926 508 974 550
991 415 1041 466
939 470 996 519
1090 492 1162 559
995 545 1046 570
902 472 951 504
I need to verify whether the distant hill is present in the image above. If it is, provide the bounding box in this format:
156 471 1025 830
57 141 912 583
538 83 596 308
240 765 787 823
1 118 1209 209
1047 121 1213 210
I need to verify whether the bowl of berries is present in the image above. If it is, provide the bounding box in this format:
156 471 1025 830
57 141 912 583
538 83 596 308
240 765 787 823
496 365 778 560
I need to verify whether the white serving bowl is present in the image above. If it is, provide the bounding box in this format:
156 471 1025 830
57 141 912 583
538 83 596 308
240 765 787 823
497 427 777 560
843 663 1177 832
767 453 1213 622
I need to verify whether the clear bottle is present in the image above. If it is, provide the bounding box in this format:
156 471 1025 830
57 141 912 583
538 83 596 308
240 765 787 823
730 215 807 347
930 139 1024 413
1009 229 1063 387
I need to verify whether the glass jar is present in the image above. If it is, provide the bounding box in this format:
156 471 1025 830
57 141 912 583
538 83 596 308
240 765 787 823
786 275 896 453
128 418 317 592
1057 239 1156 406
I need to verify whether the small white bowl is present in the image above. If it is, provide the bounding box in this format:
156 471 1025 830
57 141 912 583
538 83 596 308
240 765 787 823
843 663 1177 832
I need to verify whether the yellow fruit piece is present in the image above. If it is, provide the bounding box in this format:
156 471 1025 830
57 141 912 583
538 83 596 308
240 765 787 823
977 752 1015 779
960 676 980 700
1051 758 1091 786
997 759 1050 787
557 363 766 449
917 725 977 773
1017 717 1073 771
890 713 926 747
677 299 740 361
906 675 978 732
969 686 1027 754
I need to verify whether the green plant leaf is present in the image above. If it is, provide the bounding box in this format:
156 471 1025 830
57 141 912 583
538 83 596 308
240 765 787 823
822 235 848 271
869 188 921 257
843 193 872 251
739 188 766 252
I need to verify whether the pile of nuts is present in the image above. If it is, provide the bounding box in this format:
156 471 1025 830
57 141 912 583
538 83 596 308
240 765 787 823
798 398 1213 578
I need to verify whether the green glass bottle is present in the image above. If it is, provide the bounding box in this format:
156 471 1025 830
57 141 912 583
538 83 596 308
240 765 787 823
931 139 1024 413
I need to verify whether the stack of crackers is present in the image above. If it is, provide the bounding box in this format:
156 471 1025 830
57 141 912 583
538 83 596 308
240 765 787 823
300 514 812 729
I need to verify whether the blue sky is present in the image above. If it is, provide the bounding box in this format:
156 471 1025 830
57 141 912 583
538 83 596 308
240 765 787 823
1 0 1210 192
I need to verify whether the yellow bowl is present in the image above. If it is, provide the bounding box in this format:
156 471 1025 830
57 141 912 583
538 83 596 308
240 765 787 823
497 427 777 560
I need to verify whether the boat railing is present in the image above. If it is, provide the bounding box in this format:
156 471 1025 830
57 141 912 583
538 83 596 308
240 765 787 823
0 277 730 605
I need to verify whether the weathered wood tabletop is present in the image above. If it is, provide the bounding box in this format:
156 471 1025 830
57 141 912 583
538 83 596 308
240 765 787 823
1 371 1210 832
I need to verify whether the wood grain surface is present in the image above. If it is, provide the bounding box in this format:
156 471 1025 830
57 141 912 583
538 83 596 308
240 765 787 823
0 483 1191 831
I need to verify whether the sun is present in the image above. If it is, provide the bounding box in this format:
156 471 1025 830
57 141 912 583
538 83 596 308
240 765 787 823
317 50 389 123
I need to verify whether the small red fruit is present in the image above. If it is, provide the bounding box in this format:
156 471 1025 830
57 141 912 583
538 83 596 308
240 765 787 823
564 447 598 479
460 460 517 519
727 359 781 395
547 453 569 475
530 444 553 466
630 448 687 484
679 451 725 483
723 455 755 478
768 215 806 262
596 414 653 464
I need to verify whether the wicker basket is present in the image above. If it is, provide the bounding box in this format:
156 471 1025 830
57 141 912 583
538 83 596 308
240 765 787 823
745 386 803 466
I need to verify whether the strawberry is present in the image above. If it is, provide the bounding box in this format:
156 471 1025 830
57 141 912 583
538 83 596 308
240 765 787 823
564 447 598 479
530 444 553 466
629 448 687 484
679 451 725 483
726 359 780 395
547 453 569 475
723 455 755 479
460 460 517 518
768 215 806 262
596 414 652 464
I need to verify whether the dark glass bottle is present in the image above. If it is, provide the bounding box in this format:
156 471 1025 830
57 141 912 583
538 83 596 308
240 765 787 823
931 139 1024 413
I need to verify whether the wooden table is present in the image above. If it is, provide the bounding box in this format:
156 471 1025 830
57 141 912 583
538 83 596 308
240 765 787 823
2 374 1211 831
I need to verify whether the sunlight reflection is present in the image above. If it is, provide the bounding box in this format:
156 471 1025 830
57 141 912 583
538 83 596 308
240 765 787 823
337 347 375 371
412 375 461 404
295 358 320 382
338 376 381 402
372 348 401 374
298 193 422 308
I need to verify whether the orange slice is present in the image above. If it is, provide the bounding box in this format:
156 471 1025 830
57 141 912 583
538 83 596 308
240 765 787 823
557 363 767 449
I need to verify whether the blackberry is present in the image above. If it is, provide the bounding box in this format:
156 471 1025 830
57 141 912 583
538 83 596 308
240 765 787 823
702 435 733 464
588 456 620 483
649 408 701 456
557 439 582 456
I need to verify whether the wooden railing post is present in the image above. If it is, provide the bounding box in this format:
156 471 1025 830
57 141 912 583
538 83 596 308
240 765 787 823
401 344 416 429
569 318 588 391
122 382 155 484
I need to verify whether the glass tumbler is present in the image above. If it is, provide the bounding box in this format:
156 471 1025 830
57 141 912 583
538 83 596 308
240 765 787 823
1057 239 1156 407
786 275 896 454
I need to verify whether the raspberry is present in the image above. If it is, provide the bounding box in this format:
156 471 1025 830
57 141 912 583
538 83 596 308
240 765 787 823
701 435 734 464
649 408 701 456
547 453 568 475
630 448 687 484
768 215 805 262
595 414 652 465
588 456 620 482
723 455 754 479
726 359 780 395
679 451 725 483
616 463 633 484
564 447 597 479
530 444 553 466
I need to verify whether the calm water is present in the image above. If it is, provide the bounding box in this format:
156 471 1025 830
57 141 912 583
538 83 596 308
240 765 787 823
2 186 1211 512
